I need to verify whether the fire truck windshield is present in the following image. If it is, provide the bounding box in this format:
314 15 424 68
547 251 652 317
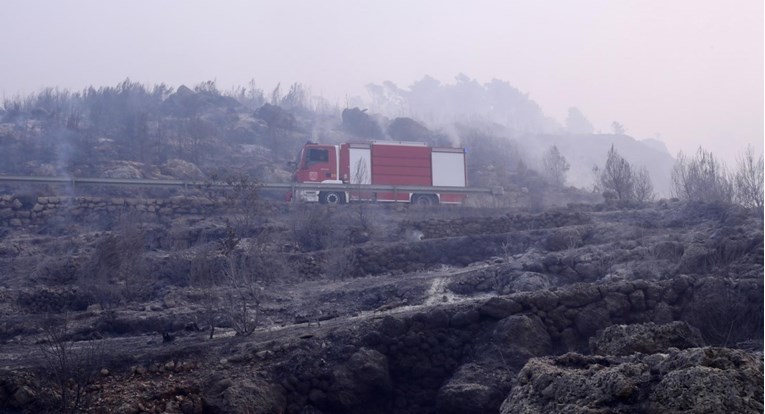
307 148 329 163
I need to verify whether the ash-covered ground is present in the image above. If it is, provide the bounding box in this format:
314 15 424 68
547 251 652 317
0 199 762 413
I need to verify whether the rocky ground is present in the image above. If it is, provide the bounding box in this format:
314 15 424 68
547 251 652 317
0 198 762 413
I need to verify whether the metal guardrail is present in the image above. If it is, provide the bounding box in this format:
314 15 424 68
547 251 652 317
0 175 503 196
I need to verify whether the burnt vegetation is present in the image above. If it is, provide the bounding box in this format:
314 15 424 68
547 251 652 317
0 79 762 413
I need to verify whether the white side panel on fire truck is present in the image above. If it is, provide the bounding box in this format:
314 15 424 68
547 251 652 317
431 149 466 187
349 146 372 184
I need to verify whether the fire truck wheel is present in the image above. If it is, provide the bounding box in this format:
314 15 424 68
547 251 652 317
412 194 437 206
321 192 345 205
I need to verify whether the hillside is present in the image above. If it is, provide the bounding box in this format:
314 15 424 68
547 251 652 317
0 81 762 414
1 80 670 206
0 195 762 413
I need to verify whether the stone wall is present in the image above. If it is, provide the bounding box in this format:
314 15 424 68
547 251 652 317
0 195 220 226
403 210 592 239
274 275 763 414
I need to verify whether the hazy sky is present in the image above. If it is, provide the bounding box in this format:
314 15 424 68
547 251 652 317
2 1 762 163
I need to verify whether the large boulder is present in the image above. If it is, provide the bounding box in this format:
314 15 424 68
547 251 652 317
387 117 432 142
323 348 392 414
492 315 553 367
162 84 240 117
341 107 383 139
676 243 713 274
103 161 144 179
254 103 299 131
573 303 611 339
160 159 205 180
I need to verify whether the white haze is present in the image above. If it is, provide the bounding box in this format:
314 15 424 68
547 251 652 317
1 0 762 165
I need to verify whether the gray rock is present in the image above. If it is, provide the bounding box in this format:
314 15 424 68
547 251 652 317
478 297 523 319
436 363 507 414
677 243 712 274
573 304 611 338
326 348 392 413
590 321 705 356
509 272 551 292
557 283 602 308
201 377 285 414
12 385 36 408
378 316 407 337
524 289 559 312
493 315 552 367
450 309 480 328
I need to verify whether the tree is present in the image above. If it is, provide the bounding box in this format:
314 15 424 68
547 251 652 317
734 145 764 209
81 211 147 308
222 174 262 234
189 244 223 339
281 83 309 111
194 80 220 95
541 145 570 187
599 145 634 201
218 224 261 337
671 147 733 203
122 110 150 162
633 166 655 203
222 252 260 336
270 83 282 106
114 212 148 301
38 315 105 413
565 107 594 134
611 121 626 135
185 116 215 164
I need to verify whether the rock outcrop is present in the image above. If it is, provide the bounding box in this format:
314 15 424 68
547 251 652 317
202 376 286 414
501 348 764 414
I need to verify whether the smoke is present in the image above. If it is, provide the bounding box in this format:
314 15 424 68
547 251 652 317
360 74 676 195
365 74 560 134
405 229 424 242
50 127 77 199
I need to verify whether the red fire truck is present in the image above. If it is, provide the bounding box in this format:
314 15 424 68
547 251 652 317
292 141 467 205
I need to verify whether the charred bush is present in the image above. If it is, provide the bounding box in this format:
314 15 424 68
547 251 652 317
544 227 585 251
322 247 360 280
94 313 177 336
291 205 337 252
35 315 107 414
32 256 80 285
16 288 93 313
682 278 764 346
78 212 151 305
